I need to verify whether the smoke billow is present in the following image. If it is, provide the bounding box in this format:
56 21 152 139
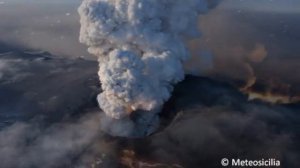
0 111 108 168
78 0 221 135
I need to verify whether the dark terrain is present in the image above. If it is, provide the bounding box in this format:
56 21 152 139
0 47 299 168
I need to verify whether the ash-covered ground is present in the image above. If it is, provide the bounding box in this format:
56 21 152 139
0 45 299 168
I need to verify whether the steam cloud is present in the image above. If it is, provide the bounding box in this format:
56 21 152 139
78 0 221 122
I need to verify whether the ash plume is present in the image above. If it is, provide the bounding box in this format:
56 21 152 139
78 0 221 132
238 43 300 104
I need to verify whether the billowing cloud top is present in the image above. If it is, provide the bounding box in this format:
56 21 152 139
78 0 220 119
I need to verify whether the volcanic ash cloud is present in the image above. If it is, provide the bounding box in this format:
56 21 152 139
78 0 220 120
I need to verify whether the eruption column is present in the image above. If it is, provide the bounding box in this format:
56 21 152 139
78 0 220 135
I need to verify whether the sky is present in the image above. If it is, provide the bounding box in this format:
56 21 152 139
223 0 300 13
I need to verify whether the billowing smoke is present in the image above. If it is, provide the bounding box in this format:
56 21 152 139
78 0 221 134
